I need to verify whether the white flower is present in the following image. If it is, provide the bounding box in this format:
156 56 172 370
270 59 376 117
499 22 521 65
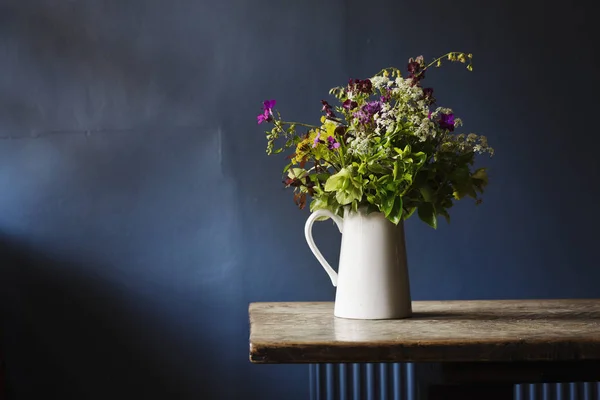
348 136 370 155
371 76 389 89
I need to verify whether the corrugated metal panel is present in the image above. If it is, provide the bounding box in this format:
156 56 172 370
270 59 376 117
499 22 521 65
310 364 600 400
515 383 600 400
309 363 415 400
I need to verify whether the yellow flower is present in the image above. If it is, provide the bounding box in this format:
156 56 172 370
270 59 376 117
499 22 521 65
293 130 319 164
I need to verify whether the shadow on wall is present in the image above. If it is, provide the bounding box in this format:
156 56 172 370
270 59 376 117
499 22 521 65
0 235 219 400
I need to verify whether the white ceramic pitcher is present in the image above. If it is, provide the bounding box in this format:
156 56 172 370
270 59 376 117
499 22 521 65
304 207 412 319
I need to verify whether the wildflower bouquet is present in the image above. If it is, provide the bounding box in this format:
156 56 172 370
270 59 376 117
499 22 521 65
258 52 493 228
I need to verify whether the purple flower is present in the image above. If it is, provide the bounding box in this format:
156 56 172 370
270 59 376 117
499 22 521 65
354 101 382 125
353 110 370 125
439 113 455 131
313 131 321 148
327 136 340 150
257 99 276 124
342 99 358 110
364 101 382 116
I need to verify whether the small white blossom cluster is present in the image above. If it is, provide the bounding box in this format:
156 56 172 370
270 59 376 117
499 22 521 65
345 71 493 159
441 133 493 156
347 135 371 155
373 102 394 135
370 76 390 89
390 78 436 141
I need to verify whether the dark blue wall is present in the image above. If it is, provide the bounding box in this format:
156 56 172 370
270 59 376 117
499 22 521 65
1 0 598 399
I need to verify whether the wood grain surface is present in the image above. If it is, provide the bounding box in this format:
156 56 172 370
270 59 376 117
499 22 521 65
249 300 600 363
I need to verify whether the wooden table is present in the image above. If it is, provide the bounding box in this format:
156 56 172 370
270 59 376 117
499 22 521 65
249 300 600 399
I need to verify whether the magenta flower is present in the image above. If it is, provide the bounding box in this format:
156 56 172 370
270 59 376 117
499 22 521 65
439 113 455 131
257 99 276 124
263 99 276 112
257 111 269 124
313 131 321 148
327 136 340 150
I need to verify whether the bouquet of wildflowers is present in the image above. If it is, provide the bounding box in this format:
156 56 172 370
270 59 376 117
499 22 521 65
257 52 493 228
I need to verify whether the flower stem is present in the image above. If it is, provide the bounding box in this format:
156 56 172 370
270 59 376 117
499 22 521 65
416 52 471 79
422 53 454 72
280 121 322 130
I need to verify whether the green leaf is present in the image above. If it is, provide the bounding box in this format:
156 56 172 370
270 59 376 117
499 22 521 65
418 203 437 229
381 194 396 217
325 120 338 138
282 162 292 174
335 188 357 205
439 208 451 224
419 185 434 203
368 162 388 174
377 175 390 184
453 183 477 200
393 160 401 180
402 145 412 158
316 173 330 182
471 168 488 185
413 151 427 166
450 165 470 183
324 168 349 192
388 197 403 225
403 206 417 220
288 168 308 179
457 151 475 165
413 170 429 187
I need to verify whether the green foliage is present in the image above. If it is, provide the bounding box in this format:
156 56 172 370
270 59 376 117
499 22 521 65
259 51 493 228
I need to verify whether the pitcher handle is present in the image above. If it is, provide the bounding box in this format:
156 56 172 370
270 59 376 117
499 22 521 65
304 209 344 287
